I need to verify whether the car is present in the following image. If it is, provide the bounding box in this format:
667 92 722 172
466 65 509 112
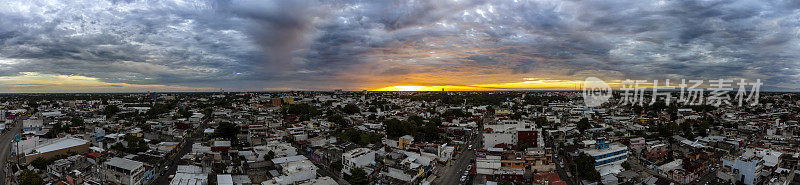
460 176 467 182
468 145 473 149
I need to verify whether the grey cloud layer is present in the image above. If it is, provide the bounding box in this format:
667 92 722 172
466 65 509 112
0 0 798 90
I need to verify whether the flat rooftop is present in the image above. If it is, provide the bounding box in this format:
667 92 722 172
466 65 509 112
30 137 88 155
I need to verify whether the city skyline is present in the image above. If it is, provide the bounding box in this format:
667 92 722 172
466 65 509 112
1 0 799 92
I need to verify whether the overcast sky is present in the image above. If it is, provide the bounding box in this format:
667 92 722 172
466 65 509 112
1 0 799 92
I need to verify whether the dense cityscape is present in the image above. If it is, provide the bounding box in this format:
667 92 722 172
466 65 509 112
3 0 800 184
0 91 797 185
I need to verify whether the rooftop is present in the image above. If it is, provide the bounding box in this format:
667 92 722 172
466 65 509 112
581 142 628 157
29 137 88 155
105 157 144 171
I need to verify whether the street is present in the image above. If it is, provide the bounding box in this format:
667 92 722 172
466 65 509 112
151 119 208 185
434 131 481 185
1 118 22 185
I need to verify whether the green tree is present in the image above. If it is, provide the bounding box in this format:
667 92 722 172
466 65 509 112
327 114 349 128
264 150 275 161
384 119 406 138
70 117 85 127
330 160 343 172
518 142 532 151
347 168 369 185
680 122 694 139
214 122 239 146
103 105 120 116
20 169 43 185
337 129 383 145
622 161 631 170
123 135 149 153
342 104 361 115
577 118 591 132
697 122 710 137
30 157 49 170
575 153 601 181
146 103 176 119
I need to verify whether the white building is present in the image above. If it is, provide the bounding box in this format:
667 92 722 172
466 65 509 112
580 138 628 176
265 160 319 185
342 148 375 175
483 133 515 149
171 165 208 185
482 120 538 149
103 157 146 185
22 119 43 134
719 148 778 185
297 176 338 185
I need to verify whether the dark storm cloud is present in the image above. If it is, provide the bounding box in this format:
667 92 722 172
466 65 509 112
0 0 799 90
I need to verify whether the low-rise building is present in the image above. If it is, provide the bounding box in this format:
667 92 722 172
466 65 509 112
342 148 375 175
103 157 146 185
580 138 628 176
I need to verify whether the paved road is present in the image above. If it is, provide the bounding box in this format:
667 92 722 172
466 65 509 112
303 156 349 185
1 119 22 185
151 119 207 185
435 147 475 185
434 131 481 185
554 152 575 185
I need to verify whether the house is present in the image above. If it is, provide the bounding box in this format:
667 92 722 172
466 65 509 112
23 119 43 134
342 148 375 175
263 160 319 185
580 138 628 176
171 165 208 185
103 157 146 185
398 135 414 150
628 137 646 153
719 148 781 185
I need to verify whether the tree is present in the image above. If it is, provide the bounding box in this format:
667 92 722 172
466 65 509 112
103 105 120 115
577 118 591 132
175 108 192 119
214 122 239 146
123 135 149 153
518 142 532 151
384 119 406 138
330 160 343 172
264 151 275 161
697 122 710 137
30 157 49 170
282 104 320 117
347 168 369 185
622 161 631 170
342 104 361 115
146 103 176 119
20 169 43 185
70 117 85 127
327 114 349 128
575 153 601 181
680 122 695 139
337 129 383 145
